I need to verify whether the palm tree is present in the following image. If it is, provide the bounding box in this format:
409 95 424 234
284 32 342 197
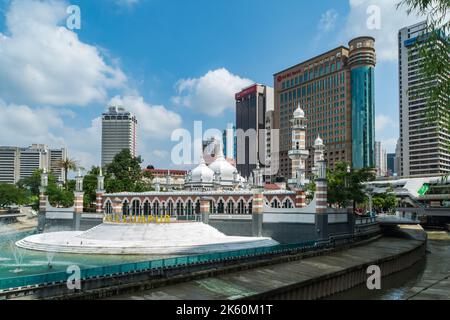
55 158 79 188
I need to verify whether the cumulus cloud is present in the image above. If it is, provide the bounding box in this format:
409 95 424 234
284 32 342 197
0 99 101 169
319 9 339 32
109 95 182 138
342 0 425 61
0 0 126 106
172 68 253 117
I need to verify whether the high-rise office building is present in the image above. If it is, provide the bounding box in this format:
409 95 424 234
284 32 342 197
235 84 274 179
0 144 67 184
222 124 237 161
273 36 376 180
101 106 138 167
0 147 20 184
19 144 49 181
398 21 450 177
375 141 387 177
387 153 395 176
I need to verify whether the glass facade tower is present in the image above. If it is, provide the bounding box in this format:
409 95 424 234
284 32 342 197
348 37 376 169
351 66 375 168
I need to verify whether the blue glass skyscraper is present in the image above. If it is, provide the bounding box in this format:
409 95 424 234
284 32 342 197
348 37 376 169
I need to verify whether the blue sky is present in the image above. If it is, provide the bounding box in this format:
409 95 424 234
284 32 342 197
0 0 425 170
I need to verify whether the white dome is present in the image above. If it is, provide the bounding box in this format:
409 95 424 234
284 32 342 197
208 145 238 182
190 157 215 183
314 135 323 146
293 105 305 118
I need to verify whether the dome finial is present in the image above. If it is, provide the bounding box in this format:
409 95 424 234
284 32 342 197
293 103 305 118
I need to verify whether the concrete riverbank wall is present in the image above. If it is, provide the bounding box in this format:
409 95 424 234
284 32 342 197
101 226 426 300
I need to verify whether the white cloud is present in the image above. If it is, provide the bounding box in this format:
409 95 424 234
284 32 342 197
172 68 253 117
0 0 126 106
375 114 397 131
0 99 100 169
319 9 339 32
0 100 64 147
343 0 425 61
109 95 182 139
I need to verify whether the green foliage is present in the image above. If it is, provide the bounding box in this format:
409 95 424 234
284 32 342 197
372 187 398 213
327 162 376 208
83 166 101 212
306 181 316 201
0 184 26 207
18 169 74 209
54 158 81 188
105 149 152 193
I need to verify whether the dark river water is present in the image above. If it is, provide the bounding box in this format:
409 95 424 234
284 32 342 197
328 230 450 300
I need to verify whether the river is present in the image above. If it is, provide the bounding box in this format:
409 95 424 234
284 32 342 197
328 230 450 300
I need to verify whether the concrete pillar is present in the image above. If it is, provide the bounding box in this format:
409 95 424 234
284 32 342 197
252 190 264 237
113 198 122 221
315 178 328 241
200 197 210 224
295 189 306 208
96 190 105 214
37 187 47 233
73 191 84 231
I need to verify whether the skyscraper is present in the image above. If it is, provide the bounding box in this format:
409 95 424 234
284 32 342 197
387 153 395 176
375 141 387 177
222 124 237 161
235 84 274 179
398 21 450 177
273 36 376 180
101 106 137 167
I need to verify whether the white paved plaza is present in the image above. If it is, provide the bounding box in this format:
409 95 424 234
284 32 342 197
16 222 278 255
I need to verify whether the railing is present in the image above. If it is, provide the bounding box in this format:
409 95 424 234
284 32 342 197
355 217 377 225
0 240 317 291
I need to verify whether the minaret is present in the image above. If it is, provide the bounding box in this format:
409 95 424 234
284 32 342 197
74 169 84 231
288 104 309 190
96 167 105 214
312 135 325 177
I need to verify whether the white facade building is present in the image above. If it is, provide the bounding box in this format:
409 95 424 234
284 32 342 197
398 21 450 177
101 106 137 167
0 144 67 184
0 147 20 184
375 141 387 177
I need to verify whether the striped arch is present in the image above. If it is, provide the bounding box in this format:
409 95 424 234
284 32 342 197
103 197 113 209
282 197 295 208
270 196 282 208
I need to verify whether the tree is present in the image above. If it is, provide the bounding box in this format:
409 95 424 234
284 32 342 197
105 149 151 193
0 184 26 208
83 166 101 212
372 196 385 213
397 0 450 148
327 162 376 209
18 169 74 209
55 158 80 188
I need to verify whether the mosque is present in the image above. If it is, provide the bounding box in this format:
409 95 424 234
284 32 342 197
17 106 365 255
